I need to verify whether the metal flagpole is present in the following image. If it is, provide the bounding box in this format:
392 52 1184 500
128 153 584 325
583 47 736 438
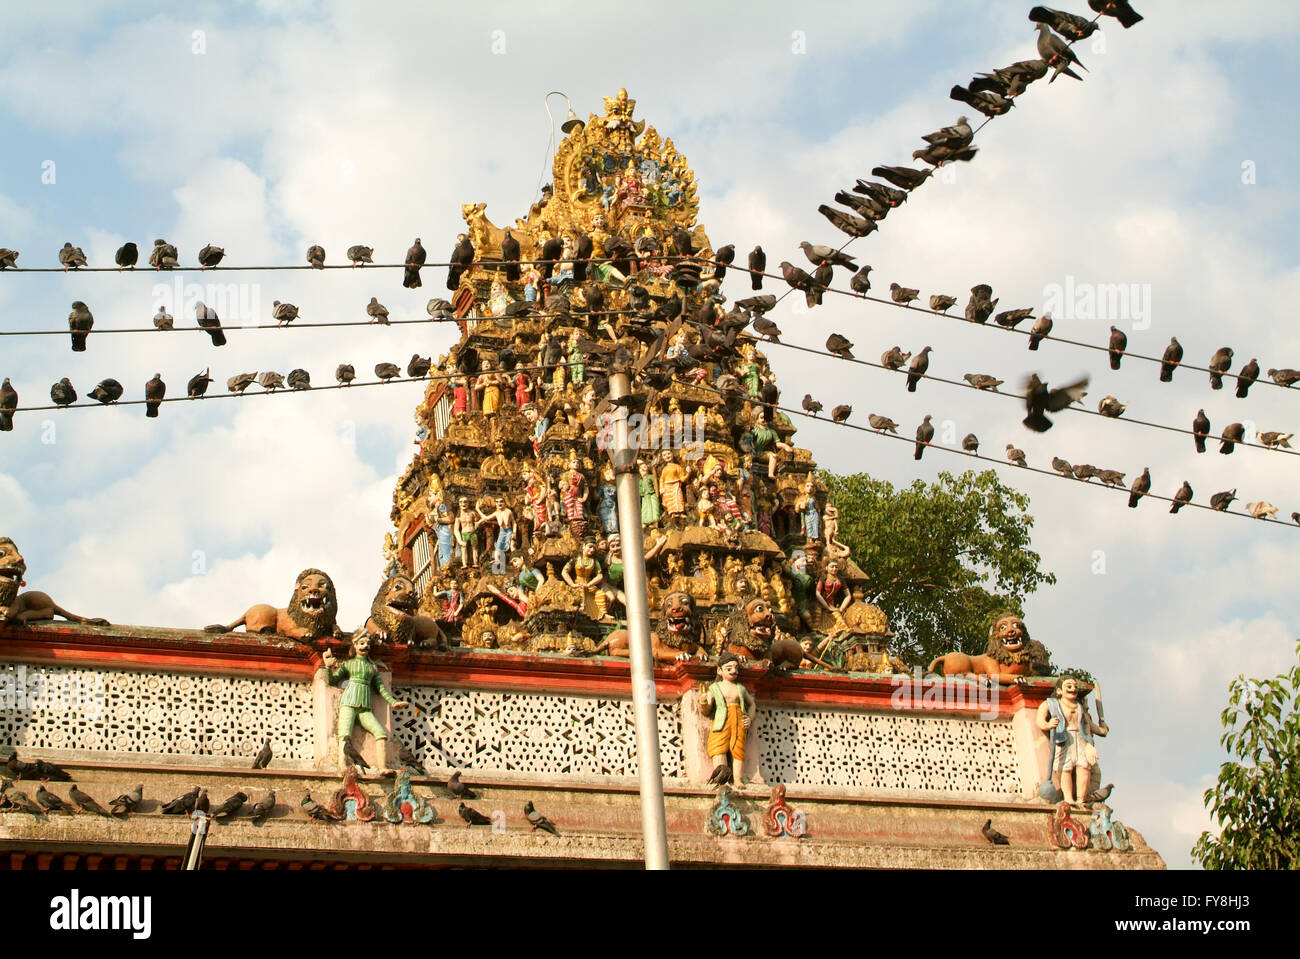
606 370 670 869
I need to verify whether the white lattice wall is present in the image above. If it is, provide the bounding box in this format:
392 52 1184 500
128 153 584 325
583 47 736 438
755 706 1022 796
0 663 313 761
393 686 685 780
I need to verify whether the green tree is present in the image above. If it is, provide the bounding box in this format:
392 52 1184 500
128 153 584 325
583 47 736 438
1192 643 1299 870
819 469 1055 666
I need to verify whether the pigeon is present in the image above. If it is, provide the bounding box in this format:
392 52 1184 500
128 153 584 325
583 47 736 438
671 226 694 258
144 374 166 417
752 315 782 342
427 298 454 320
799 241 855 270
408 354 432 379
347 244 373 267
252 739 272 769
342 739 369 771
458 802 492 826
1210 489 1237 512
161 786 200 815
1245 501 1277 520
1108 327 1127 370
881 346 911 370
1170 481 1193 514
1294 513 1300 526
1192 410 1211 453
962 433 979 454
68 784 112 817
1072 464 1097 482
1089 0 1143 29
1051 456 1073 477
868 414 899 434
710 243 734 281
36 781 74 814
1268 368 1300 387
211 791 248 820
950 84 1015 117
831 405 852 424
367 297 390 325
1258 431 1293 450
963 373 1003 391
853 179 909 207
50 378 77 407
524 801 558 835
817 205 877 238
906 347 932 393
1028 312 1053 351
965 284 998 324
306 245 326 269
833 190 889 220
982 819 1010 845
802 394 823 416
780 261 815 298
149 239 179 270
272 300 299 326
58 242 88 270
1022 373 1089 432
1209 347 1234 390
287 369 312 390
1160 338 1183 382
1006 444 1027 467
871 165 932 191
403 237 426 289
849 265 874 296
1035 23 1087 82
227 372 258 395
187 369 213 398
573 232 593 282
153 305 174 330
397 743 424 774
1029 6 1100 41
913 142 978 166
1235 359 1259 398
493 229 522 283
890 282 920 306
2 784 44 815
249 790 276 824
109 784 142 817
195 300 226 347
1095 469 1125 488
921 115 973 148
1097 395 1126 418
197 244 225 269
115 242 138 270
1219 422 1244 454
826 333 855 360
88 379 124 404
375 362 401 382
258 371 285 393
336 364 356 386
748 246 766 290
68 301 94 352
969 59 1048 97
994 308 1034 329
1128 468 1151 508
537 234 563 280
447 771 477 801
809 262 832 307
0 248 19 269
929 294 957 313
301 791 340 822
913 415 934 460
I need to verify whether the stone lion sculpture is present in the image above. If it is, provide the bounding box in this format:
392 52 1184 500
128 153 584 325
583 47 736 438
205 568 343 644
586 590 707 663
0 537 110 627
356 574 447 650
718 598 834 675
927 613 1050 684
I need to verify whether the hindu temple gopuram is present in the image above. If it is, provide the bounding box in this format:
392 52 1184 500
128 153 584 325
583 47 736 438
0 91 1164 869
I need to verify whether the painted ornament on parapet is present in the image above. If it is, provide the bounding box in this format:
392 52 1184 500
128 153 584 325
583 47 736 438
0 537 109 628
1087 804 1130 852
331 765 377 822
204 567 344 645
707 785 749 837
383 768 437 824
764 784 807 838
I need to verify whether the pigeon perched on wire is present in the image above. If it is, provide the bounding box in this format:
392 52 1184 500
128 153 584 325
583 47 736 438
817 205 877 238
68 301 94 352
1029 6 1100 41
1160 338 1183 382
408 355 432 379
375 363 401 382
366 297 390 325
1097 395 1127 418
1034 23 1087 82
831 405 852 424
995 308 1034 329
0 248 19 269
109 784 142 817
1128 468 1151 508
868 414 899 434
1208 347 1234 390
881 346 911 370
258 371 285 393
853 179 908 207
198 244 225 269
1072 464 1096 482
58 242 88 270
196 301 226 346
306 244 326 269
752 315 782 342
1170 482 1193 514
88 379 124 404
964 373 1003 391
427 298 454 320
1258 431 1294 450
1006 444 1028 467
826 333 855 360
227 372 258 395
799 241 855 270
950 84 1015 117
115 242 138 270
336 364 356 386
187 369 213 398
1192 410 1210 453
1219 422 1244 455
962 433 979 454
1089 0 1143 29
1028 312 1053 351
965 285 998 324
524 801 558 835
153 305 174 330
1269 368 1300 387
403 237 426 289
906 347 932 393
1023 373 1089 432
1245 501 1278 520
871 165 932 191
1210 489 1237 512
802 394 823 417
929 294 957 314
149 239 178 270
447 234 474 289
1051 457 1073 477
1108 327 1127 370
1095 469 1125 488
970 59 1050 98
1235 359 1259 398
913 415 934 460
849 265 873 296
890 283 920 306
347 244 373 267
833 190 889 221
50 378 77 407
747 246 766 290
272 300 299 327
144 374 166 417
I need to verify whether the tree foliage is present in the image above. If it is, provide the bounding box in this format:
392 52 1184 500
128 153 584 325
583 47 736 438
819 469 1055 666
1192 643 1300 870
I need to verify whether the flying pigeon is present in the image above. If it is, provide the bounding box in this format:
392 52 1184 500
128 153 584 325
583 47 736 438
196 301 226 346
1089 0 1143 29
1006 444 1027 467
272 300 299 326
826 333 855 360
906 347 932 392
1035 23 1088 82
367 297 390 325
67 301 93 352
1128 468 1151 508
1210 489 1237 512
881 346 911 370
403 237 426 289
88 379 124 404
1170 481 1193 514
197 244 225 269
962 433 979 454
115 242 138 270
336 364 356 386
347 244 373 266
50 378 77 407
1107 327 1127 370
929 294 957 313
831 405 852 424
144 374 166 417
1028 312 1053 351
149 239 178 270
868 414 899 434
1023 373 1089 432
1208 347 1234 390
1097 395 1127 418
802 394 823 416
913 415 934 460
748 246 766 290
1219 422 1244 454
306 244 326 269
187 369 213 398
890 282 920 306
58 242 88 270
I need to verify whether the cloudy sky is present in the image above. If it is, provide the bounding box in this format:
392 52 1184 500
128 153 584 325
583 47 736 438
1 1 1297 868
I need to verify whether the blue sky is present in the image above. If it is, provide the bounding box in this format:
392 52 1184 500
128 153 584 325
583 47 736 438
2 1 1298 868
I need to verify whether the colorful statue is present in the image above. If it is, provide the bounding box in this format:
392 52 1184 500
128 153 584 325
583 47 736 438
928 613 1051 685
205 568 342 644
477 495 516 570
597 466 619 534
796 479 820 541
359 574 447 649
698 653 756 786
587 590 706 662
452 375 469 415
453 495 480 568
1036 675 1107 807
815 558 851 635
488 278 511 317
382 531 400 578
561 453 589 537
0 537 110 628
562 539 609 621
323 632 410 774
432 501 455 569
638 460 661 527
522 264 542 303
658 449 688 525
